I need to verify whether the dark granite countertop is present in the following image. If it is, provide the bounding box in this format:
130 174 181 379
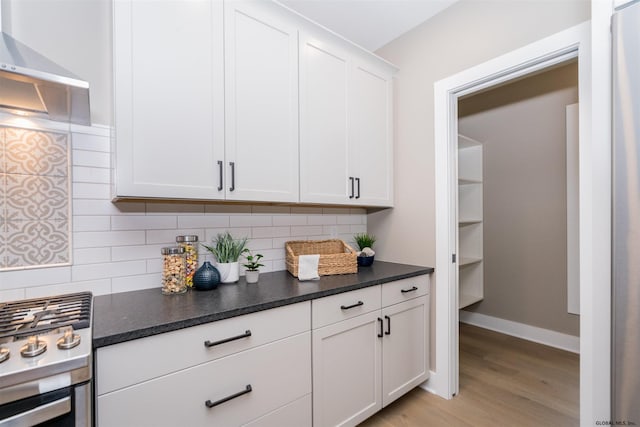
92 261 433 348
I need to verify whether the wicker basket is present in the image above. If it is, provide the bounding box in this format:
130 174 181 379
286 239 357 277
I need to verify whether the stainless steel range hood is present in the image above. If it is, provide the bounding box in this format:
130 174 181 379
0 32 91 125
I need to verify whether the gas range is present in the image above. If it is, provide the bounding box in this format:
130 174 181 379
0 292 93 426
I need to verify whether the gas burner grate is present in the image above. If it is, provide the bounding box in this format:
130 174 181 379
0 292 92 340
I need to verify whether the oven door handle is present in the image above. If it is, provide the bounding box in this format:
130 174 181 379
0 396 70 427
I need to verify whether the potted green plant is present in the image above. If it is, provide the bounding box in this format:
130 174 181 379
242 251 264 284
202 232 248 283
353 233 376 267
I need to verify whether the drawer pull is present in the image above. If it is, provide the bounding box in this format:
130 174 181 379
204 330 252 348
401 286 418 294
340 301 364 310
205 384 252 408
378 317 383 338
385 315 391 335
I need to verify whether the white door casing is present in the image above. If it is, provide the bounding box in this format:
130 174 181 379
432 19 612 426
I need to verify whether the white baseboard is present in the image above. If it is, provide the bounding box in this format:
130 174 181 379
420 370 449 397
459 310 580 354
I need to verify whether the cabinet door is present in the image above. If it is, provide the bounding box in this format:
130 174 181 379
381 295 430 407
225 1 299 203
299 33 350 204
349 60 394 207
312 311 382 427
114 0 224 199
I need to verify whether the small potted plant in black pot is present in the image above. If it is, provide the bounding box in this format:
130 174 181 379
354 233 376 267
242 251 264 284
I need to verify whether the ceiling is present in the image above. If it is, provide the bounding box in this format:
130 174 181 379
280 0 459 51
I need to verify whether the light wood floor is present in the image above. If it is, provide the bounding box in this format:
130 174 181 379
359 323 579 427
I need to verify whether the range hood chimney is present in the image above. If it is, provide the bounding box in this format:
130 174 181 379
0 5 91 126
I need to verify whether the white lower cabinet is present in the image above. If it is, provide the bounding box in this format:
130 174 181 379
312 276 430 427
96 302 311 427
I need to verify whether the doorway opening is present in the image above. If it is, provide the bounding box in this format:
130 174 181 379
454 60 580 423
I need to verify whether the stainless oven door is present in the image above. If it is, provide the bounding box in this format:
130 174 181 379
0 382 90 427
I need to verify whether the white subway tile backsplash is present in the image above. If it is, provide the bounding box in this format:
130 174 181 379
73 247 111 265
147 203 205 215
251 205 291 215
72 166 110 184
0 288 26 302
1 267 71 289
112 274 161 293
71 132 110 152
290 225 323 236
112 215 177 231
112 244 165 262
146 229 205 245
337 215 365 225
72 183 111 199
307 215 337 225
72 150 110 168
73 215 111 232
272 215 308 226
205 204 252 214
3 125 368 298
71 260 146 281
73 200 146 216
74 230 146 248
177 215 229 229
251 226 290 238
25 279 112 298
230 215 272 227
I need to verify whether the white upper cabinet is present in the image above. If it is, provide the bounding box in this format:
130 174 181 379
349 60 394 206
113 0 225 199
113 0 395 206
224 1 299 203
299 33 395 207
299 34 350 205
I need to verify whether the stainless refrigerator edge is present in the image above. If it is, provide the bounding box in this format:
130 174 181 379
612 1 640 423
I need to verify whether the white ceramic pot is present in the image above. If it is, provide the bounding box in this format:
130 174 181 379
216 262 239 283
245 270 260 284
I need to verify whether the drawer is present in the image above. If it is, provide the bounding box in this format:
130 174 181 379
244 394 311 427
381 275 429 307
97 301 310 395
98 332 311 427
312 285 381 329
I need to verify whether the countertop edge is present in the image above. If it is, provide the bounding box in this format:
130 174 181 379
93 265 433 348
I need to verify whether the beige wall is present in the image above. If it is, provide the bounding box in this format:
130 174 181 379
370 0 590 368
458 62 579 337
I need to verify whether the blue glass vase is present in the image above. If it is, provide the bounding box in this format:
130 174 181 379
193 261 221 291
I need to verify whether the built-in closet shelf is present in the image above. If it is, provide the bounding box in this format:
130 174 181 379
459 257 482 267
458 133 484 311
459 293 483 309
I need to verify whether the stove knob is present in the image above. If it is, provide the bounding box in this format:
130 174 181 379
0 347 9 363
57 329 81 350
20 336 47 358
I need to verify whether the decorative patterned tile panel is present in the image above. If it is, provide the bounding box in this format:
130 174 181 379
5 220 70 267
0 127 71 270
5 128 68 176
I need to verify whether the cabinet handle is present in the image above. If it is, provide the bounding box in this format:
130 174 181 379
349 177 355 199
340 301 364 310
229 162 235 192
385 315 391 335
401 286 418 294
217 160 223 191
355 177 361 199
204 330 251 348
378 317 383 338
205 384 252 408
